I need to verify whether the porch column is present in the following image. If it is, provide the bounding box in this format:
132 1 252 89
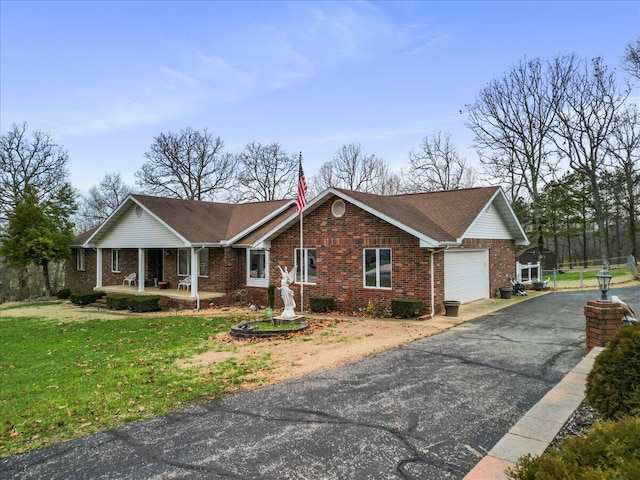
138 248 145 293
190 247 198 298
95 248 103 288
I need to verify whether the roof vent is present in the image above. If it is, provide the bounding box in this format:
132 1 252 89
331 199 346 218
135 206 143 218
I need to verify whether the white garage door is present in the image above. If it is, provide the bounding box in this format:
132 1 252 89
444 250 489 304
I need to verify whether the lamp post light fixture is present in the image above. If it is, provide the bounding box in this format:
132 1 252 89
596 265 612 302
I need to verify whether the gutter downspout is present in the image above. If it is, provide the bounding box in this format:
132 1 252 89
430 247 449 317
431 250 435 318
194 246 206 312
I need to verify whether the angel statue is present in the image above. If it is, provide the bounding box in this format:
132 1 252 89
277 265 296 318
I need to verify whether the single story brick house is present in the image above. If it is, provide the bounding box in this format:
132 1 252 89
67 186 529 314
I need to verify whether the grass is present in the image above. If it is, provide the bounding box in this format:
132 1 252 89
0 314 273 457
554 267 629 282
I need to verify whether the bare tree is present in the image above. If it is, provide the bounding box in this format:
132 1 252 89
553 56 630 265
232 142 298 202
403 131 477 192
77 173 134 231
466 56 571 262
607 103 640 258
0 123 75 299
376 170 403 196
622 37 640 81
0 123 71 225
135 127 237 201
310 143 401 195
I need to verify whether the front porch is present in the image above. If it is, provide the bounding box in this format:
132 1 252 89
96 285 225 302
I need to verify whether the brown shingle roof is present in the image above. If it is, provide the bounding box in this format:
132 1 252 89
233 203 298 246
393 187 500 239
334 186 500 242
72 227 97 246
132 195 293 244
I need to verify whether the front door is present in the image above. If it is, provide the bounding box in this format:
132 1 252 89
147 249 164 286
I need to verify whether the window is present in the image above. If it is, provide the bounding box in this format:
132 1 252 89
76 249 85 271
178 248 209 276
247 249 268 286
363 248 391 289
178 249 188 276
295 248 317 284
111 249 121 273
199 248 209 276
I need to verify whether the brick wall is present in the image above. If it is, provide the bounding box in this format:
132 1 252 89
269 199 435 313
585 300 625 352
65 248 97 291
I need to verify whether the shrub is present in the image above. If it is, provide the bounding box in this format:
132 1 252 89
507 416 640 479
267 284 276 309
56 288 71 300
364 300 378 317
391 299 423 318
157 296 176 311
586 323 640 420
106 295 131 310
127 295 161 313
309 296 335 313
69 290 106 305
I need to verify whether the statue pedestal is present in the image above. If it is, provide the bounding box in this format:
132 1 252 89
272 315 305 326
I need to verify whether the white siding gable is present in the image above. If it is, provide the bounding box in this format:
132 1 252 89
465 203 512 239
96 205 186 248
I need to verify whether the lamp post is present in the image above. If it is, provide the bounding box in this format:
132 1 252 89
596 265 612 302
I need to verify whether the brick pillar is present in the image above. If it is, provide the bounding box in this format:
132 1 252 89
584 300 625 352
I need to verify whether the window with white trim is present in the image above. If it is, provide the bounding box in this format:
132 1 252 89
111 249 121 273
363 248 391 289
295 248 316 284
178 248 209 276
76 249 85 271
247 249 269 287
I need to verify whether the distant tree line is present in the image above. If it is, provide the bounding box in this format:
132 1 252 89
1 38 638 300
467 45 639 266
75 130 479 232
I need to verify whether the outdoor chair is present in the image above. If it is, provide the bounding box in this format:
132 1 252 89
177 277 191 291
123 272 137 286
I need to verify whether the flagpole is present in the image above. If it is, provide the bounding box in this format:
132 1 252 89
300 197 304 314
299 152 304 314
296 152 307 315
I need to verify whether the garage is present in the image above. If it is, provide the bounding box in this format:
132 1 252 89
444 250 489 304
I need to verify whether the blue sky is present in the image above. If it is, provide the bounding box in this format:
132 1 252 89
2 1 638 196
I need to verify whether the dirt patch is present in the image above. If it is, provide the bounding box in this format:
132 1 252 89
179 317 442 383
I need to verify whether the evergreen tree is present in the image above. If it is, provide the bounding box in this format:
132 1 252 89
0 186 76 295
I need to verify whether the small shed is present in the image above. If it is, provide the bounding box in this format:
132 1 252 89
517 246 557 271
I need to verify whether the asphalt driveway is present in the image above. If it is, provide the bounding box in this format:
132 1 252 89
2 289 638 479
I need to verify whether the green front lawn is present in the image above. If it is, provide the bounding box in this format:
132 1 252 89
0 314 272 457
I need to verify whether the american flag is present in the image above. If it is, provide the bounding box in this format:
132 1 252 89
296 153 307 214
